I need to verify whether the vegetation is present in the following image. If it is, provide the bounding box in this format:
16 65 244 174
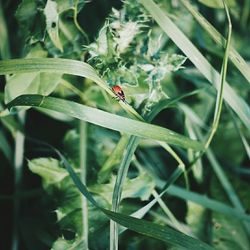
0 0 249 249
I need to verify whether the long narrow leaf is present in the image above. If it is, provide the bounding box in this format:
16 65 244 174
180 0 250 85
0 58 108 91
0 128 12 162
0 58 142 120
56 148 214 250
110 136 139 250
167 185 250 222
139 0 250 129
4 94 203 150
109 90 203 249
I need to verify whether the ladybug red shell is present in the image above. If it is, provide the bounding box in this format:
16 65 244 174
111 85 126 102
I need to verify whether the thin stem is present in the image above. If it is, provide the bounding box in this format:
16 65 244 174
204 0 232 150
185 118 203 183
194 125 250 235
151 189 188 234
183 0 232 163
73 0 89 44
80 121 88 249
110 136 139 250
12 111 25 250
158 141 189 189
61 79 86 101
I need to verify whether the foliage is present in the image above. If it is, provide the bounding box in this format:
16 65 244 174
0 0 250 250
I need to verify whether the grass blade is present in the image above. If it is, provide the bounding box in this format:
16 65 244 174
0 58 109 92
167 185 250 223
139 0 250 129
4 94 203 150
110 136 138 250
0 58 142 121
79 121 88 248
12 111 25 250
180 0 250 85
0 128 12 162
204 0 232 149
98 135 131 183
55 148 214 250
107 90 202 249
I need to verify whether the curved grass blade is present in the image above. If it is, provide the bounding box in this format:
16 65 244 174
166 185 250 223
109 89 203 249
204 0 232 149
139 0 250 130
0 58 110 93
182 103 250 234
0 128 12 163
180 0 250 85
98 134 131 183
110 136 138 250
198 0 236 8
0 58 142 121
4 94 203 150
56 148 214 250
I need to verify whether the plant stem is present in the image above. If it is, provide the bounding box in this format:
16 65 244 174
158 141 189 189
110 136 139 250
12 111 25 250
204 0 232 150
194 125 250 235
151 189 188 234
73 0 89 44
80 121 88 249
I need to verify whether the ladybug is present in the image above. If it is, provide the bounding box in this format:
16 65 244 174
111 85 126 102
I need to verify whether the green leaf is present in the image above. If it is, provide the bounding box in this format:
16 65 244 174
90 172 155 205
4 72 62 103
44 0 63 52
56 0 85 14
5 73 37 103
15 0 45 43
212 121 246 165
210 177 250 250
5 94 203 150
182 104 250 234
186 202 209 241
15 0 37 24
212 213 249 250
0 58 113 99
4 45 62 103
0 128 12 162
28 157 109 249
52 238 85 250
0 57 143 121
139 0 250 130
98 134 131 183
166 185 250 223
0 114 24 135
57 148 214 250
180 0 250 86
198 0 236 8
28 158 69 185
